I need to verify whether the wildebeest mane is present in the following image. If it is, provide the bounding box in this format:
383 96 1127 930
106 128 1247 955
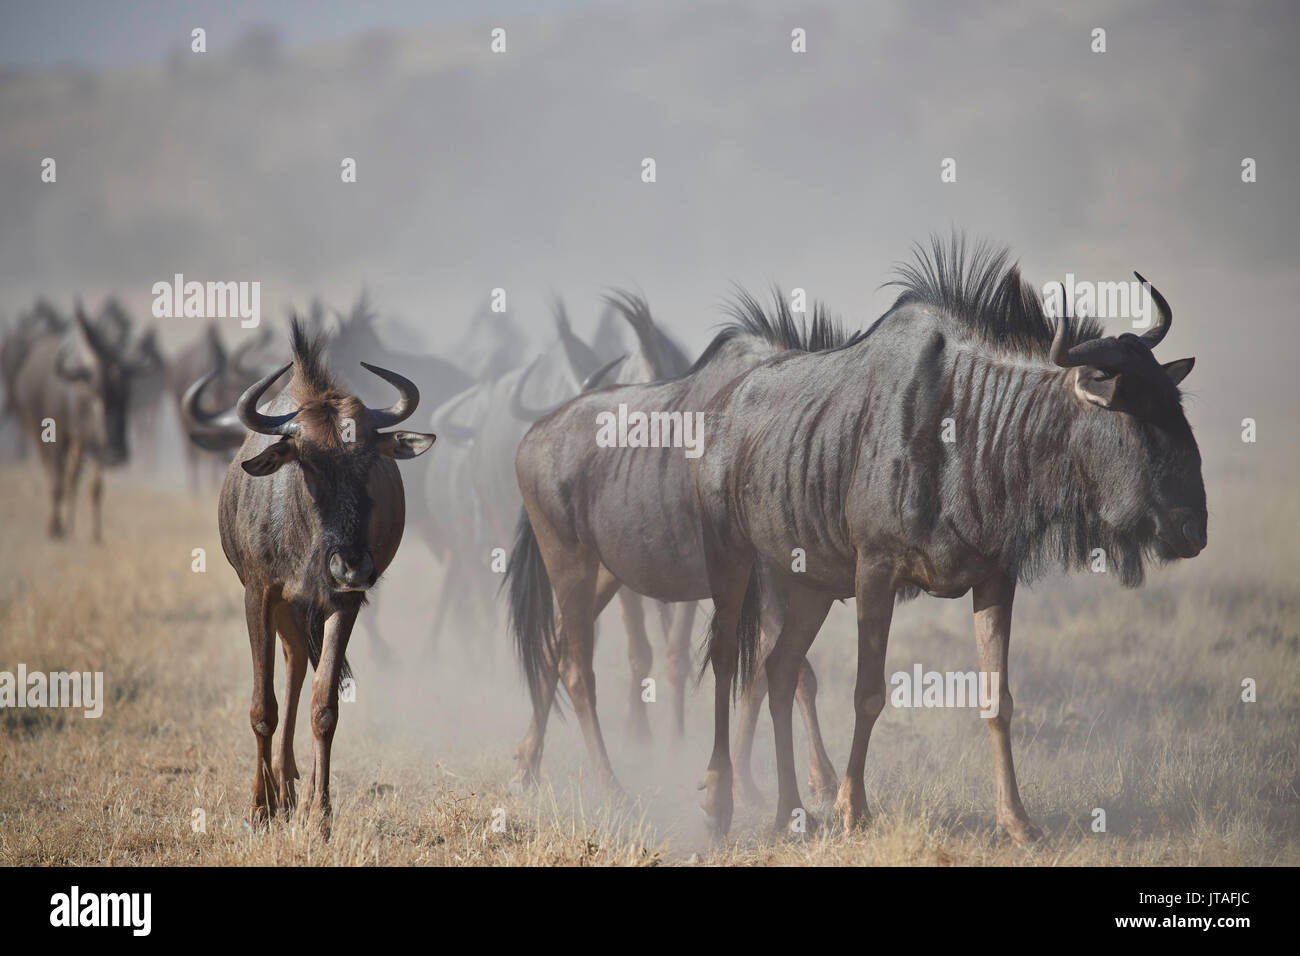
288 316 337 399
885 232 1104 357
678 285 857 379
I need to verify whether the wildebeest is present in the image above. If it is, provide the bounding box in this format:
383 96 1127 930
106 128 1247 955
168 322 274 489
1 301 66 461
184 319 435 833
691 236 1206 840
414 301 616 661
9 300 160 539
506 291 850 797
326 293 473 410
510 292 699 744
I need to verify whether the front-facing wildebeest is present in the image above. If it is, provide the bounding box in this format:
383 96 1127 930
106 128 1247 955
506 291 851 800
692 236 1206 841
185 319 435 834
9 300 160 539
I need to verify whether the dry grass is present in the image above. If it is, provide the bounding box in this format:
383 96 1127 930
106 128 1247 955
0 458 1296 866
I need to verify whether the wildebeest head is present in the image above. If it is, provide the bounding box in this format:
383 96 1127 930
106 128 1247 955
1051 275 1206 562
56 302 157 466
233 324 436 593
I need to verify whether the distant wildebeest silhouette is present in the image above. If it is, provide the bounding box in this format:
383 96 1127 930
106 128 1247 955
691 235 1206 841
508 291 700 747
8 300 160 539
506 291 852 799
185 319 435 835
168 321 274 490
416 301 616 662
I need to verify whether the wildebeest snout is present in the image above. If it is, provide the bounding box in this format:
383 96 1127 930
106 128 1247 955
328 550 377 590
1164 507 1207 558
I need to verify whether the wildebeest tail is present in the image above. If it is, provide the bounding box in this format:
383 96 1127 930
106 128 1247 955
504 507 557 713
303 606 354 682
699 560 762 698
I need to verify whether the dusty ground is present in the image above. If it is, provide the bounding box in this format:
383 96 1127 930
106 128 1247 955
0 456 1296 866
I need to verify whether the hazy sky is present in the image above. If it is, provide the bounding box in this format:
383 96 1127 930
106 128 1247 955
0 0 627 67
1 0 1296 462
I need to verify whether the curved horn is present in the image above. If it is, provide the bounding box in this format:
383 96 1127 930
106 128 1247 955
230 327 273 376
581 354 627 390
509 356 556 421
360 361 418 428
55 343 93 382
551 297 601 389
237 363 300 436
603 289 671 379
96 301 131 349
509 353 627 423
1050 283 1078 368
124 328 164 377
1050 282 1131 371
1134 271 1171 349
181 369 247 450
431 387 482 447
73 299 109 359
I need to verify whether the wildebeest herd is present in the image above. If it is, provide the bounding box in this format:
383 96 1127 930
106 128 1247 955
0 234 1207 844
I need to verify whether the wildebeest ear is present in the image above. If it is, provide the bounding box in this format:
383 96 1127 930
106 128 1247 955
241 439 298 476
1073 367 1119 408
376 431 436 460
1162 357 1194 386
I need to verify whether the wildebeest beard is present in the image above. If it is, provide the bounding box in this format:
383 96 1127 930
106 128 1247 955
980 384 1169 591
293 456 376 678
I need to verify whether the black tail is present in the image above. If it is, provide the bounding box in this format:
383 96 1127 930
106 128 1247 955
504 508 556 712
699 561 763 699
303 605 354 682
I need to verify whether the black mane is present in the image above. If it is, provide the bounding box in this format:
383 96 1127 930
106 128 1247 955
886 232 1103 357
290 316 335 394
684 285 855 377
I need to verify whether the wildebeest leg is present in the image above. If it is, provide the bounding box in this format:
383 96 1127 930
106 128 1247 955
973 571 1040 845
88 461 104 543
794 658 838 803
733 653 768 805
618 589 653 745
307 607 358 838
699 555 753 838
63 441 84 535
272 602 308 813
44 443 68 538
765 584 833 833
514 638 559 787
664 601 695 739
245 585 279 825
835 562 894 830
556 565 623 791
736 590 784 803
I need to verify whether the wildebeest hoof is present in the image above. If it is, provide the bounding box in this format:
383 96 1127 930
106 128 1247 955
698 772 734 838
309 806 333 840
511 758 540 791
997 817 1043 846
808 771 838 805
834 792 871 832
777 807 819 838
700 807 732 843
